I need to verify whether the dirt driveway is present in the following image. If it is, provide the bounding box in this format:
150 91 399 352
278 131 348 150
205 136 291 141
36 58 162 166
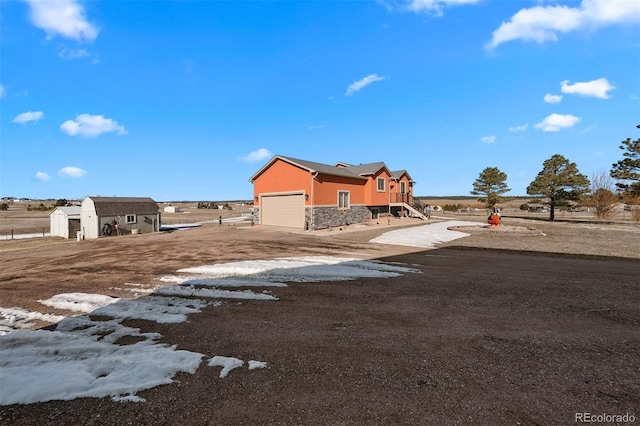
1 217 639 424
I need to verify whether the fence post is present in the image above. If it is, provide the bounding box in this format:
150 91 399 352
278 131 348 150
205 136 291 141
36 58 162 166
11 229 14 240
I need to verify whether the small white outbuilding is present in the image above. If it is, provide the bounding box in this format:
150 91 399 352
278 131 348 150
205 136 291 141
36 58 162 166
50 206 82 239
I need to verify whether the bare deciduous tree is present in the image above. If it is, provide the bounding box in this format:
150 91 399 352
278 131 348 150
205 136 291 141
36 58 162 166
584 171 618 220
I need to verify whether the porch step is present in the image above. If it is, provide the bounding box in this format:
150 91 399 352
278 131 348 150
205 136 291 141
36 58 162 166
401 203 427 220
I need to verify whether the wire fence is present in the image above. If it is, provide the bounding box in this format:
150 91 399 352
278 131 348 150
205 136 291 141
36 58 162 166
1 228 50 240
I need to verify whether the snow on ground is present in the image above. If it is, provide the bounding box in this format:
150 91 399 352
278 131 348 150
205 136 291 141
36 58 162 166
173 256 420 283
0 307 66 334
207 356 267 378
38 293 120 313
92 296 214 324
0 255 421 406
109 282 158 295
0 328 203 405
209 356 244 378
370 220 479 248
156 286 279 300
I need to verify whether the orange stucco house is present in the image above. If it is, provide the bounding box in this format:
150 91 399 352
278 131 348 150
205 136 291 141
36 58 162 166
249 155 424 230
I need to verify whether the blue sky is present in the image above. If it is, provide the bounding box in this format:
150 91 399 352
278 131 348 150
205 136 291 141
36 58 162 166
1 0 639 201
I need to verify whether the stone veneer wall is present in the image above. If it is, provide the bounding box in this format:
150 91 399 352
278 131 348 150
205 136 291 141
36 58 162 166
307 205 370 230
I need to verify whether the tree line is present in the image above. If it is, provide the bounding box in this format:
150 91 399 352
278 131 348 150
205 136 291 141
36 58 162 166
470 130 640 221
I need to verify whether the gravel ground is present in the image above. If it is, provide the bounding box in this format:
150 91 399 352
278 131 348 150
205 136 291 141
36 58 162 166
0 216 639 425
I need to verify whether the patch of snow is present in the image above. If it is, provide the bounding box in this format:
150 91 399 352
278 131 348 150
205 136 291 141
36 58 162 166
0 329 203 405
208 356 244 378
54 316 162 344
176 256 420 283
0 307 66 334
38 293 120 313
92 296 212 324
156 286 278 301
112 394 146 403
248 360 268 370
184 277 289 287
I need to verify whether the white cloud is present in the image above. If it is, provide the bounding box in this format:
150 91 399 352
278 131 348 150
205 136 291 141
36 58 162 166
35 172 50 181
480 135 496 144
345 74 386 97
487 0 640 49
238 148 272 163
58 166 87 178
24 0 99 42
509 124 528 132
60 114 127 138
12 111 44 124
58 47 90 60
560 78 615 99
544 94 563 104
535 113 580 132
404 0 481 16
0 83 5 98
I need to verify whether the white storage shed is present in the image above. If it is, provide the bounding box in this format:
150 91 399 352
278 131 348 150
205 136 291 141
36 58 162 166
50 206 82 239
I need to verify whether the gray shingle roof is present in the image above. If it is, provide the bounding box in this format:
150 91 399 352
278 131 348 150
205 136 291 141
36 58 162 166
277 156 369 180
345 162 387 176
87 197 159 216
250 155 408 182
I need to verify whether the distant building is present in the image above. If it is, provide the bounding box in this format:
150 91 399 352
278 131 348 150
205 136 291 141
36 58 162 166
163 206 181 213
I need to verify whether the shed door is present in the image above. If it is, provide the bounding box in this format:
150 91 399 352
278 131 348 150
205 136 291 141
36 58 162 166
261 194 305 229
69 219 81 237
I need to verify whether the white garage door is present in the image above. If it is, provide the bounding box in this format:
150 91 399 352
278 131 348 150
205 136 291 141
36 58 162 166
261 194 305 229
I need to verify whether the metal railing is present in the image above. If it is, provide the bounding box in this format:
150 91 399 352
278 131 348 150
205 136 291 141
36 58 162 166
391 193 413 204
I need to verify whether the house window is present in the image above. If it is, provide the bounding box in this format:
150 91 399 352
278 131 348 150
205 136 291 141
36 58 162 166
377 177 385 192
338 191 350 209
400 181 406 194
125 214 136 224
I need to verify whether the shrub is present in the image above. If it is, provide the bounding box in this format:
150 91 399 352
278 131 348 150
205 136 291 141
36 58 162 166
197 202 218 209
26 203 50 212
442 204 462 212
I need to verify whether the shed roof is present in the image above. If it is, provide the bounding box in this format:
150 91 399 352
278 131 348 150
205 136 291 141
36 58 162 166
85 197 159 216
50 206 81 217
